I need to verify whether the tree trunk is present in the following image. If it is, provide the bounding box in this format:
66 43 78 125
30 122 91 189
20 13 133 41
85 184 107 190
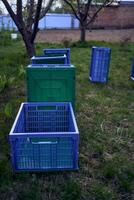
80 26 86 42
21 30 36 58
25 42 36 58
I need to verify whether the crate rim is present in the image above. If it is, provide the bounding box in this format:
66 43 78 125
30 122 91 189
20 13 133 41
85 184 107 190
9 133 79 139
31 55 67 60
9 102 79 137
43 48 70 64
43 48 70 53
92 46 111 51
27 64 75 68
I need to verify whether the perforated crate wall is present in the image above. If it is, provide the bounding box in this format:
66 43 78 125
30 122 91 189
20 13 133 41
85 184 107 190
43 48 70 65
9 102 79 171
89 47 111 83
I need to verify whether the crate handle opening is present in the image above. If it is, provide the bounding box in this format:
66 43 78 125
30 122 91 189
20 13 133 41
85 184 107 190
31 141 58 145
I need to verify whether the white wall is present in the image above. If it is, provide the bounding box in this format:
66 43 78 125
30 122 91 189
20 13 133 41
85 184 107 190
0 13 79 30
39 14 79 29
45 14 72 29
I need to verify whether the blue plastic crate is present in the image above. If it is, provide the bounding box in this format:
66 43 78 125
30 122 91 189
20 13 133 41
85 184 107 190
31 55 67 65
9 102 79 171
89 47 111 83
131 58 134 80
43 48 70 64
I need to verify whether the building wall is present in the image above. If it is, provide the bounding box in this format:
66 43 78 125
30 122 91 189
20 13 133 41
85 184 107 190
0 15 17 30
92 5 134 29
45 14 72 29
39 14 79 29
1 5 134 30
0 14 79 30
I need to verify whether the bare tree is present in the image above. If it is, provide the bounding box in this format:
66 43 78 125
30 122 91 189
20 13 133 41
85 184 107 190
1 0 53 57
64 0 113 42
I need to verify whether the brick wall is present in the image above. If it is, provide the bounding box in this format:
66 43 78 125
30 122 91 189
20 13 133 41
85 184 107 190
91 5 134 29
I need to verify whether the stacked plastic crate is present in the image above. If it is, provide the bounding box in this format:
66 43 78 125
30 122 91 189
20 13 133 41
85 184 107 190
27 49 75 108
9 48 79 172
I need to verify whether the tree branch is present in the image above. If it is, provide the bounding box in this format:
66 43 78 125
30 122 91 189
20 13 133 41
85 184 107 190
31 0 43 43
40 0 54 19
26 0 35 32
76 0 80 11
83 0 92 22
17 0 23 22
64 0 81 22
86 0 114 26
1 0 22 29
77 0 83 22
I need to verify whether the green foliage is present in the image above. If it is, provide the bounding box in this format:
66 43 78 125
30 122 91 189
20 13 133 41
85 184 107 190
0 30 11 46
120 36 131 51
0 75 16 93
100 158 134 192
17 182 42 200
71 41 90 48
61 180 81 200
18 65 26 78
62 37 71 47
0 75 8 92
4 103 13 118
89 183 117 200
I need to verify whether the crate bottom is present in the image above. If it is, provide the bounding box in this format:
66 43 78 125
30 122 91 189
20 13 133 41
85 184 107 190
13 167 79 172
14 156 78 171
14 152 78 171
89 76 107 83
16 161 74 170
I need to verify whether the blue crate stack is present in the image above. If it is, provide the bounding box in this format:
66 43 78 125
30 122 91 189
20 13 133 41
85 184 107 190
89 47 111 83
131 58 134 80
43 48 70 64
9 48 79 172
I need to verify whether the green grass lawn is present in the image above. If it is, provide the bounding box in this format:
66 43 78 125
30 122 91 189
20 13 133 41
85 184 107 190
0 37 134 200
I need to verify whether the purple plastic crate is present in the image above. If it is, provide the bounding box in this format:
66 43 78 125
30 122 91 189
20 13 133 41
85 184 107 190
9 102 79 171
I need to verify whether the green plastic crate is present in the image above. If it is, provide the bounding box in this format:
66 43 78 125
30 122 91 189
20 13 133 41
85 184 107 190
26 65 75 108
